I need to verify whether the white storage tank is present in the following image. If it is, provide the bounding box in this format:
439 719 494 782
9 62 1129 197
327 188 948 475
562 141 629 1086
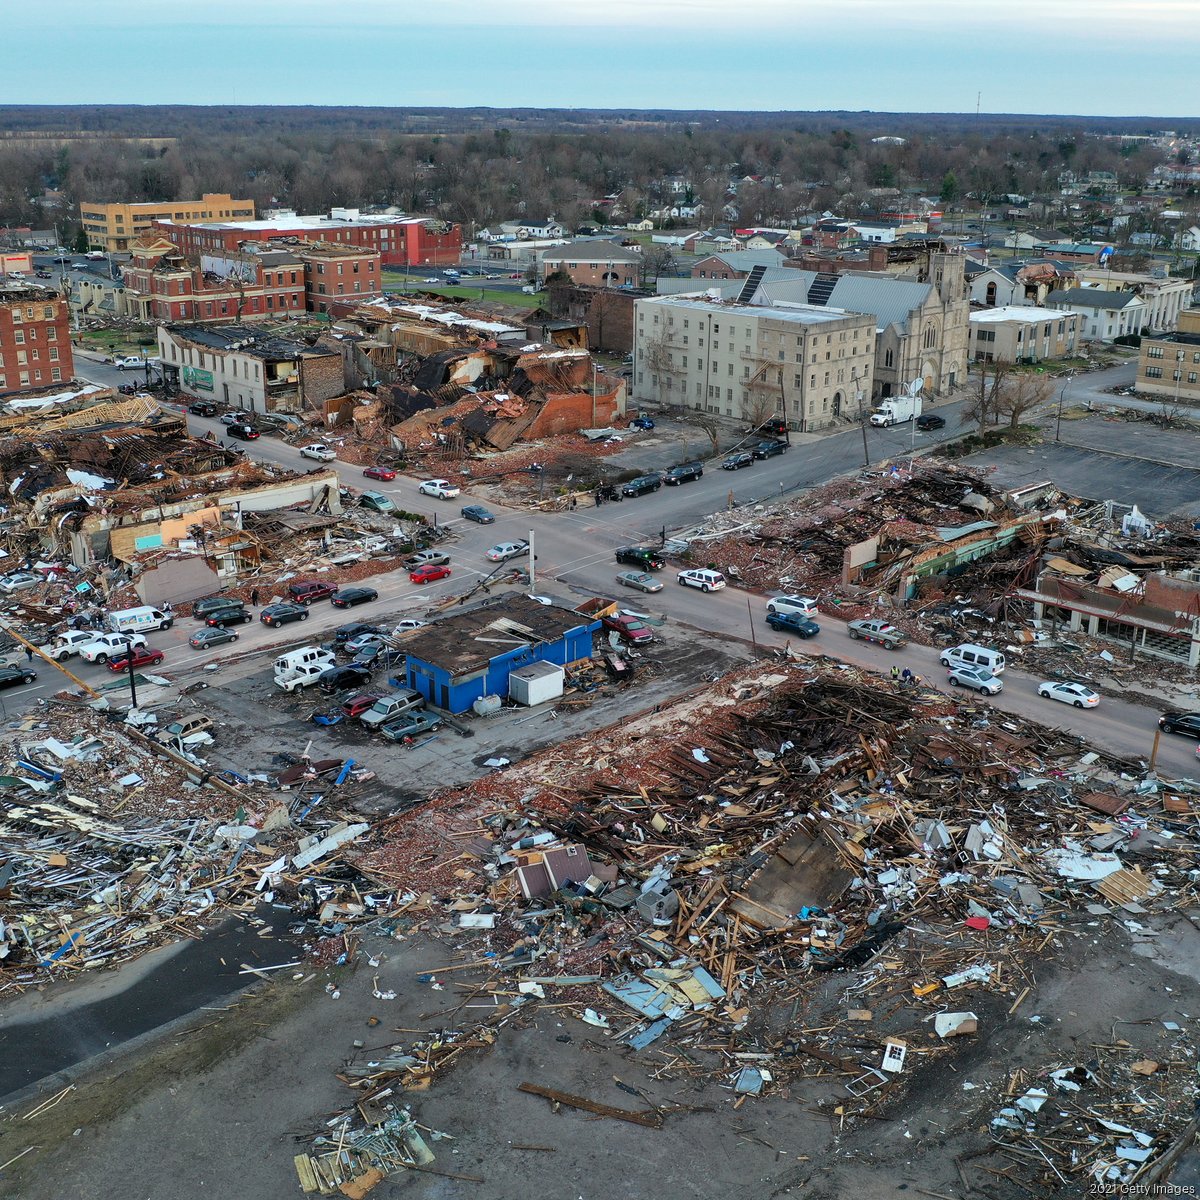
508 660 565 707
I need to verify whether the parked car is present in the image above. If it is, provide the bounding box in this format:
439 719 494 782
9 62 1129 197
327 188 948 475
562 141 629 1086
947 664 1004 695
260 602 309 628
410 563 452 584
108 647 165 673
916 413 946 431
80 632 147 664
1037 680 1099 708
359 491 396 514
227 423 259 441
189 627 240 650
486 540 529 562
766 595 818 618
621 474 662 498
615 546 664 571
219 412 243 426
615 571 664 593
0 664 36 689
403 550 450 570
192 596 245 621
344 632 386 656
1159 711 1200 737
317 663 374 693
288 580 338 605
162 714 214 742
846 619 907 649
393 619 428 633
0 572 41 592
663 462 704 485
205 607 254 628
752 439 788 459
188 401 218 417
722 452 754 470
341 691 386 718
630 416 655 430
363 465 397 481
113 355 147 371
677 568 726 593
602 613 655 645
359 689 425 730
299 442 336 462
461 504 495 524
334 621 382 644
765 611 820 638
418 478 460 499
380 710 443 741
330 586 378 610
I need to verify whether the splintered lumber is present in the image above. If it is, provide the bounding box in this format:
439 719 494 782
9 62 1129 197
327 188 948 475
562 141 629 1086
517 1082 663 1128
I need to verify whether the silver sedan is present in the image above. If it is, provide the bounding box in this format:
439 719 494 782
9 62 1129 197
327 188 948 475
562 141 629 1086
615 571 664 593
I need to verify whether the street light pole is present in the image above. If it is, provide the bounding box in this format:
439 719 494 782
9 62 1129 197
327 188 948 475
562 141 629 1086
1055 376 1070 443
853 370 869 467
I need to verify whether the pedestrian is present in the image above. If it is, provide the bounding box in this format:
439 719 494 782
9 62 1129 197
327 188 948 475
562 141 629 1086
890 665 899 682
901 667 913 684
24 646 33 664
250 587 259 607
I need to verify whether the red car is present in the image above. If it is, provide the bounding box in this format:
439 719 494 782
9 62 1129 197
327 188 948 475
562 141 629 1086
108 647 165 672
363 465 397 482
288 579 338 605
602 613 655 645
341 691 385 719
410 563 452 584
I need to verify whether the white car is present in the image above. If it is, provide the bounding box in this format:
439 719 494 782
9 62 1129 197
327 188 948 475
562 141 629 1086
677 568 726 593
421 276 439 283
80 632 148 664
1038 680 1099 708
766 594 818 618
418 479 460 499
0 571 41 592
299 443 336 463
486 541 530 562
393 619 429 632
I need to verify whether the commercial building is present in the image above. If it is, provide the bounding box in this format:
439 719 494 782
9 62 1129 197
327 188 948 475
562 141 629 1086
656 249 970 401
80 193 255 253
0 283 74 394
968 306 1081 363
633 293 876 429
152 208 461 268
538 240 642 287
292 243 382 314
1047 287 1147 342
157 324 344 415
1134 308 1200 402
1075 267 1193 333
402 596 599 715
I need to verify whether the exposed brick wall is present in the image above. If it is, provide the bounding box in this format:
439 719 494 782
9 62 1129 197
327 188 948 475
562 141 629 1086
300 353 346 406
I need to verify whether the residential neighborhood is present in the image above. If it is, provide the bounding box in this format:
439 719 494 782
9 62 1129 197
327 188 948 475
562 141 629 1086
1 45 1200 1200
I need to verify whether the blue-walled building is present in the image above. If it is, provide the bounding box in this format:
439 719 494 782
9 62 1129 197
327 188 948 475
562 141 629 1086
404 595 599 714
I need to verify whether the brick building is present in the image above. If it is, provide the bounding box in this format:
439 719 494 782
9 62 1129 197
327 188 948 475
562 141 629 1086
1135 308 1200 402
0 283 74 394
292 243 382 313
153 208 461 268
80 193 255 253
538 240 642 287
157 324 344 415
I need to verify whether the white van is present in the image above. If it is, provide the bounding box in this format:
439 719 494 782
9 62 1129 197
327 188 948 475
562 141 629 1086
106 605 174 634
939 643 1006 675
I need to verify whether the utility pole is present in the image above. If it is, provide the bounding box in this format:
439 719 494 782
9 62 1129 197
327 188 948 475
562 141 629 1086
528 529 536 591
122 635 138 710
1056 376 1070 442
854 374 870 467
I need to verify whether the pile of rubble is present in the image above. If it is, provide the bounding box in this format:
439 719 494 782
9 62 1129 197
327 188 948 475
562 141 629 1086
334 655 1199 1193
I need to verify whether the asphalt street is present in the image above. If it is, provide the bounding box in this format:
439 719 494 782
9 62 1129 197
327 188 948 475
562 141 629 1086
24 359 1186 782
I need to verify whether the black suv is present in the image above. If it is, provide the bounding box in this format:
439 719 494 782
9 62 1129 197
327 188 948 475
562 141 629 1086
916 413 946 431
752 439 788 459
193 596 246 621
621 474 662 497
318 663 374 693
189 401 218 417
663 462 704 485
615 546 665 571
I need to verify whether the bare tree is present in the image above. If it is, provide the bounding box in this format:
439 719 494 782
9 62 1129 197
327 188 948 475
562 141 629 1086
961 359 1012 432
994 371 1054 428
639 245 677 287
680 408 721 455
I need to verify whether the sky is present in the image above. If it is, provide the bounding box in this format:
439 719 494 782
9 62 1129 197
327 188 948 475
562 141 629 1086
5 0 1200 116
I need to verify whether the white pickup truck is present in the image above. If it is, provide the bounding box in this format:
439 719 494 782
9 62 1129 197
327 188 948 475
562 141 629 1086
274 646 336 693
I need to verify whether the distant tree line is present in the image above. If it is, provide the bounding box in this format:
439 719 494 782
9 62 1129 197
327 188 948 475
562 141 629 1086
0 104 1190 238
